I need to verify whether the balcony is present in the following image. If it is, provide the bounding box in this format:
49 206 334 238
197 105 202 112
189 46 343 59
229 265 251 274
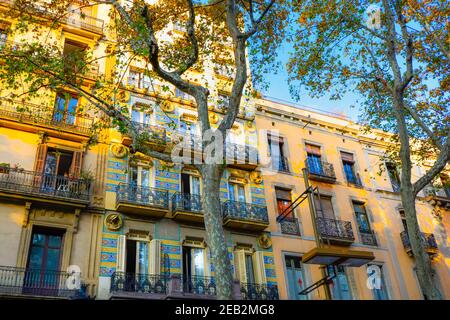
110 272 168 299
225 143 259 170
0 266 86 299
0 98 93 137
182 275 217 298
424 186 450 209
359 229 378 246
240 283 279 300
316 217 355 246
346 174 363 188
0 1 104 35
0 169 91 206
222 200 269 231
115 183 169 218
122 122 167 151
305 158 337 183
171 192 203 223
279 217 301 236
400 231 438 257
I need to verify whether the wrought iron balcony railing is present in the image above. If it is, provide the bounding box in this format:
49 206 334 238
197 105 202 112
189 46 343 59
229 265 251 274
0 266 84 298
0 98 93 135
222 200 269 224
316 217 355 244
182 275 217 296
110 272 168 295
225 142 259 165
131 121 167 142
346 173 363 187
359 229 378 246
279 217 301 236
0 169 91 203
240 283 279 300
0 1 104 34
116 183 169 209
171 192 203 213
305 158 336 181
400 231 438 256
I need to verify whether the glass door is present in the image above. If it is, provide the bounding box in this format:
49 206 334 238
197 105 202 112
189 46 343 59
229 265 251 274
285 255 306 300
25 228 64 295
54 94 78 125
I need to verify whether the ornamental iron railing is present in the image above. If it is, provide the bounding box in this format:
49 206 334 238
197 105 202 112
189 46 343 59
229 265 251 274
316 217 355 242
240 283 279 300
222 200 269 224
0 266 83 298
110 272 168 295
400 231 438 255
0 169 91 202
305 158 336 180
279 217 301 236
171 192 203 213
116 183 169 209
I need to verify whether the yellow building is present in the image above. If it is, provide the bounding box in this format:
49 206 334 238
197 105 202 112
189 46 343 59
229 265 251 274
0 1 448 301
255 97 449 300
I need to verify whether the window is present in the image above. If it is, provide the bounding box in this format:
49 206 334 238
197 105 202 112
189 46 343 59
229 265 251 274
314 195 336 220
368 264 389 300
180 172 201 211
0 29 7 48
182 245 208 292
125 238 149 275
275 187 293 218
284 255 307 300
25 227 64 293
341 152 359 185
353 202 377 246
228 182 246 202
268 134 289 172
386 163 400 192
234 248 265 285
399 209 408 232
306 144 323 175
217 93 230 111
327 266 352 300
131 107 152 125
353 202 371 233
63 40 88 76
129 164 151 187
128 70 151 89
53 93 78 125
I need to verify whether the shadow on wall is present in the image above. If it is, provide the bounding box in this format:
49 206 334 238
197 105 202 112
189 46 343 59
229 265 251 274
0 134 36 169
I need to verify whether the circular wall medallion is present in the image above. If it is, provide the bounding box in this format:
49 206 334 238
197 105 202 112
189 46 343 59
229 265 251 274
258 233 272 249
209 112 219 124
111 143 128 159
105 213 123 231
250 171 262 184
161 100 174 113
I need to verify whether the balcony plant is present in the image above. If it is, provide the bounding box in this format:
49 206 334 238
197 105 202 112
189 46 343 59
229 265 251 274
0 163 10 174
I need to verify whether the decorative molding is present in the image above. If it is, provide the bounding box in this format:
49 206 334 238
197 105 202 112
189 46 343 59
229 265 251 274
110 143 128 159
105 213 123 231
257 233 272 249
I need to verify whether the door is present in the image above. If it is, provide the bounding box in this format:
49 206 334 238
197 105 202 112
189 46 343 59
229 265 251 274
129 165 151 203
183 247 206 293
25 228 64 295
125 239 150 291
285 255 306 300
327 266 352 300
42 149 74 194
181 173 201 211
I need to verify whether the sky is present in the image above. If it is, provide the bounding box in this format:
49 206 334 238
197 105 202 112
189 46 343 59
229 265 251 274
255 45 361 122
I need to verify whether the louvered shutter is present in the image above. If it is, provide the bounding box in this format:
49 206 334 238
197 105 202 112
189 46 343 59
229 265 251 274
204 247 211 278
149 239 161 275
234 250 247 283
305 144 321 156
340 151 355 163
116 235 126 273
252 251 267 285
34 143 48 173
346 268 358 300
69 151 83 178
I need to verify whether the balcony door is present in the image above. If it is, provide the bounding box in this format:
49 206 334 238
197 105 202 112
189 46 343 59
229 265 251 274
284 255 307 300
327 266 352 300
314 195 336 220
182 246 208 293
228 182 246 202
54 93 78 125
40 148 80 193
181 173 201 211
25 227 64 295
306 144 322 175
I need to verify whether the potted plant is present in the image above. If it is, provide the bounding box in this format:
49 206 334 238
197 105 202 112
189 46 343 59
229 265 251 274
0 163 10 174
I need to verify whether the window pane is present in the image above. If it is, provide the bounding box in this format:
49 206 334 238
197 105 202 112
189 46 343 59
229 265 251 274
237 185 246 202
138 241 149 275
191 176 200 195
28 247 44 269
228 183 236 201
131 109 141 122
192 248 204 277
66 97 78 124
45 248 61 271
141 168 150 187
48 235 62 248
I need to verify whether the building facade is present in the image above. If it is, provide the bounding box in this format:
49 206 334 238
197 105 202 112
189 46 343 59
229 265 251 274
256 97 449 300
0 1 448 301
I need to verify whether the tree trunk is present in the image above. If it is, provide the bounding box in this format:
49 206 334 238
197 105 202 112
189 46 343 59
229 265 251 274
201 164 234 299
393 91 442 300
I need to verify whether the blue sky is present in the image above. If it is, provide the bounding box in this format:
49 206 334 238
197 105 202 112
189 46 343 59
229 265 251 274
256 44 361 122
